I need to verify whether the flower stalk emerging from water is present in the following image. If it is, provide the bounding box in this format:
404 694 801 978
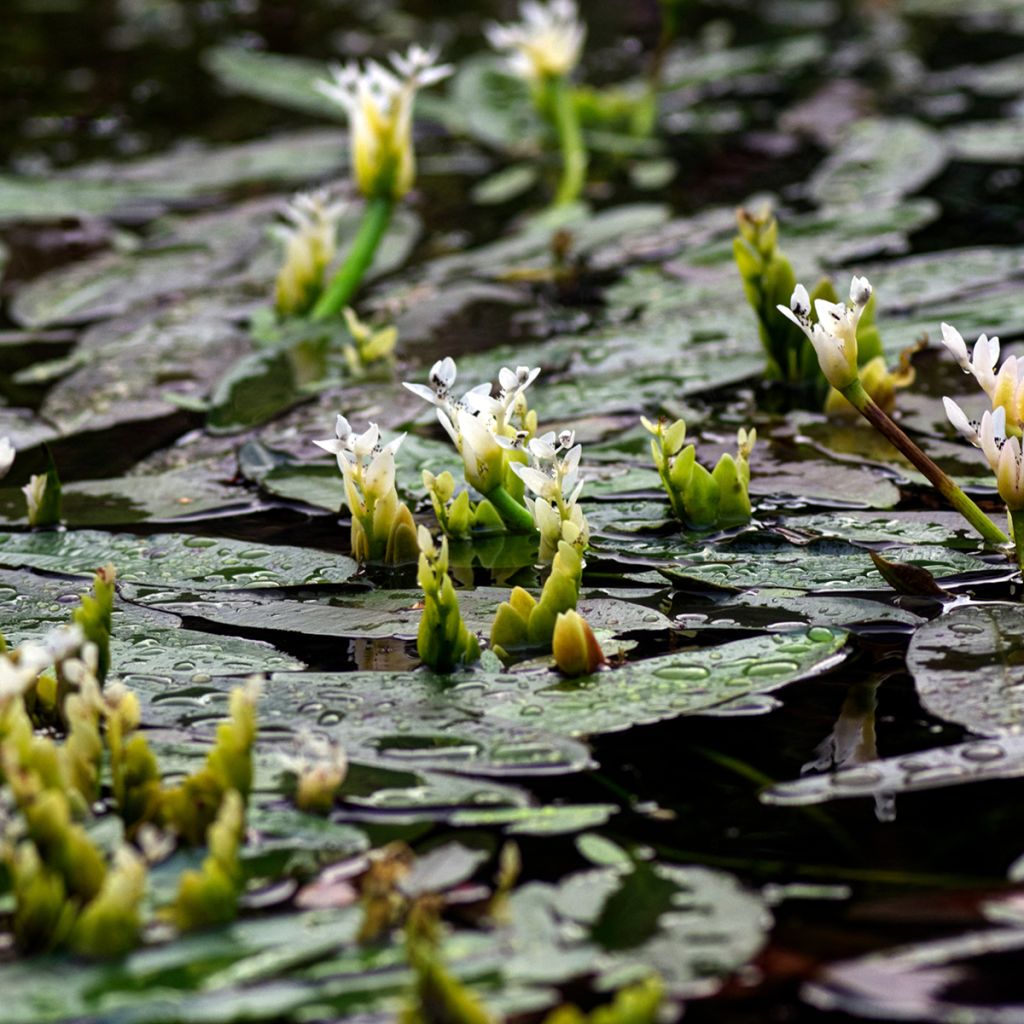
486 0 588 206
312 46 452 317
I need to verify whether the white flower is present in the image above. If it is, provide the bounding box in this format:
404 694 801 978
977 407 1024 511
315 45 453 200
777 275 872 390
403 357 490 423
0 437 13 480
274 189 347 316
942 396 980 445
455 408 506 493
313 414 404 515
512 429 587 559
485 0 585 81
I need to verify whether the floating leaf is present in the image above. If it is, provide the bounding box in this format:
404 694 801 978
0 530 356 589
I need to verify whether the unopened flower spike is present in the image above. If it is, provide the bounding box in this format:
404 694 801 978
310 47 453 319
273 189 347 318
643 416 756 530
486 0 588 206
313 414 418 564
0 437 13 479
416 525 480 673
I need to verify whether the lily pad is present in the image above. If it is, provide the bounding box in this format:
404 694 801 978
664 540 998 592
0 530 357 589
907 604 1024 736
808 118 948 208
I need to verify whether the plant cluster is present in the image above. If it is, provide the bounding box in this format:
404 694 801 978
0 570 259 957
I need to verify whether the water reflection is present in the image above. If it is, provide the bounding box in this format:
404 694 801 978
803 679 896 822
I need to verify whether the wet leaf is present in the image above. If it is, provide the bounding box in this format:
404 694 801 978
908 604 1024 736
0 530 357 589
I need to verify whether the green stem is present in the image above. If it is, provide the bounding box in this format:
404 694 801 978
1010 509 1024 577
841 378 1008 546
486 485 537 532
550 75 587 207
311 196 393 320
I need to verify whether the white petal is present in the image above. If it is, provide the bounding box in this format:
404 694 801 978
942 397 977 444
849 275 872 307
528 437 557 462
313 438 346 455
940 322 969 368
791 283 811 317
352 423 379 458
403 381 441 405
334 414 351 440
430 356 457 391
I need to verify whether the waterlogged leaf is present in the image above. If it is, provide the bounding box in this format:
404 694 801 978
150 670 595 780
0 467 264 527
661 34 827 91
0 568 303 676
777 510 972 548
124 589 672 642
471 164 540 205
480 628 847 737
663 540 997 592
762 734 1024 807
449 804 618 835
0 530 356 588
907 604 1024 736
945 119 1024 164
511 862 771 997
803 928 1024 1023
203 47 340 119
673 587 926 632
0 130 347 224
808 118 948 208
11 249 250 329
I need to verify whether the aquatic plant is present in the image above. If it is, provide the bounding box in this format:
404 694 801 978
278 729 349 816
273 189 347 318
512 429 589 561
171 789 246 932
643 416 756 529
312 46 453 317
416 526 481 673
486 0 588 205
404 358 541 533
779 277 1008 548
735 206 910 413
314 414 419 564
941 323 1024 569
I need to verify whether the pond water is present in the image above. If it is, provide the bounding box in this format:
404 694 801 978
3 0 1024 1021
